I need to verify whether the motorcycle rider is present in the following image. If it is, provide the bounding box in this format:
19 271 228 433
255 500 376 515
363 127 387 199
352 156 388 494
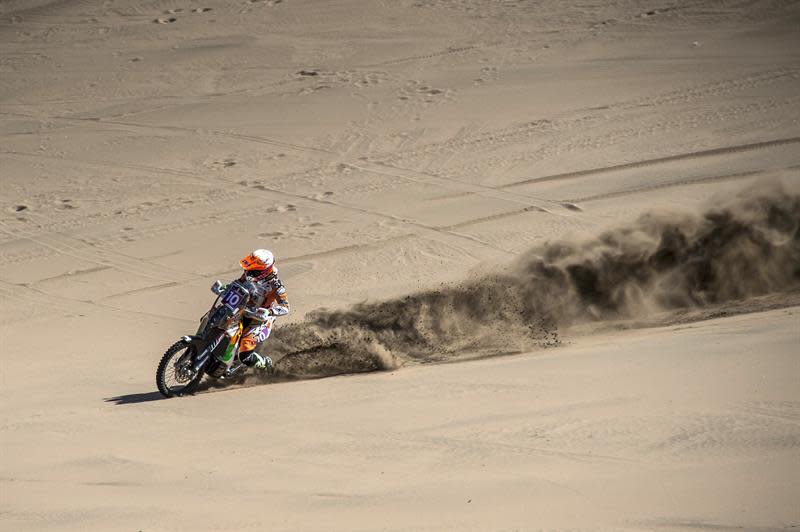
210 249 289 372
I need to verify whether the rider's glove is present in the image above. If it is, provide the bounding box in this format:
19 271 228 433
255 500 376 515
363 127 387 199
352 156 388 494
211 280 226 295
245 307 272 321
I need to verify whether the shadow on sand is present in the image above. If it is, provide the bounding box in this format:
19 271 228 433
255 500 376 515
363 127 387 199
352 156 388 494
104 391 165 405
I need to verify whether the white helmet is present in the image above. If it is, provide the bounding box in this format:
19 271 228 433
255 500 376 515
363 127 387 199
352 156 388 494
240 249 275 280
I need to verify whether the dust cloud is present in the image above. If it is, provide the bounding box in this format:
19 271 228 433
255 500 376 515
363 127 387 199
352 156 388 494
263 179 800 379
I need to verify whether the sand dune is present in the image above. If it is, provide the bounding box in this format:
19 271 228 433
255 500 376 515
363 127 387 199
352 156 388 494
2 0 799 530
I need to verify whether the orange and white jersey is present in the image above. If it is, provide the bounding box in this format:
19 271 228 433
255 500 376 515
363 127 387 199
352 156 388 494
261 284 289 316
240 268 290 318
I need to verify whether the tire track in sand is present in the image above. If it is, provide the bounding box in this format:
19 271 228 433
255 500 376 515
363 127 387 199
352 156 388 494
371 68 800 172
0 220 199 283
563 165 800 204
502 136 800 189
1 149 511 256
430 135 800 202
0 279 195 325
0 156 517 307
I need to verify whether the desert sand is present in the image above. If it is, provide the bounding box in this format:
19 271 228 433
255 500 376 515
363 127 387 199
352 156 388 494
1 0 799 530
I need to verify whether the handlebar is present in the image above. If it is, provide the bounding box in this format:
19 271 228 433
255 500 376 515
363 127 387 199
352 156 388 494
244 307 271 320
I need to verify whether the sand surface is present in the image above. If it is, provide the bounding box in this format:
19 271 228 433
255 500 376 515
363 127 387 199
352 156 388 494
1 0 799 530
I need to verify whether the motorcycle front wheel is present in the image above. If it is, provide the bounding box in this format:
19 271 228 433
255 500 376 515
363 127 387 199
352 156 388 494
156 339 205 397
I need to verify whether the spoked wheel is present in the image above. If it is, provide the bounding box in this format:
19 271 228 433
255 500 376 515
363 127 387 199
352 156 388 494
156 340 205 397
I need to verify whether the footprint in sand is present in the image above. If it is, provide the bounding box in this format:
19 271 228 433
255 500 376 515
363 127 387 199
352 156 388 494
474 66 498 85
397 81 449 103
638 7 675 18
210 158 236 169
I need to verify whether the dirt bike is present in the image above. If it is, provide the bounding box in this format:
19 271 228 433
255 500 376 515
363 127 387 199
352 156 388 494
156 279 267 397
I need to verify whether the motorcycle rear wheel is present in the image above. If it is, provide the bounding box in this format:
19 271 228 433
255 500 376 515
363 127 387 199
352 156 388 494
156 339 205 397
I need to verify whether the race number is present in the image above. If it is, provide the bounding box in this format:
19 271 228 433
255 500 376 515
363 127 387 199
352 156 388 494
222 288 244 310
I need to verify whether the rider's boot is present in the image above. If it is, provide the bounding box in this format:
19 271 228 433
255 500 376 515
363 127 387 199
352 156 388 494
241 351 274 373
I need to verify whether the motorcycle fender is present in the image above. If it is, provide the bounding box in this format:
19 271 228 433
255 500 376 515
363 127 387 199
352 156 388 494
181 335 205 351
191 332 225 372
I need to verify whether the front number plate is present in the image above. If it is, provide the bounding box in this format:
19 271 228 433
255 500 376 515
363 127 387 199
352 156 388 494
221 287 246 311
